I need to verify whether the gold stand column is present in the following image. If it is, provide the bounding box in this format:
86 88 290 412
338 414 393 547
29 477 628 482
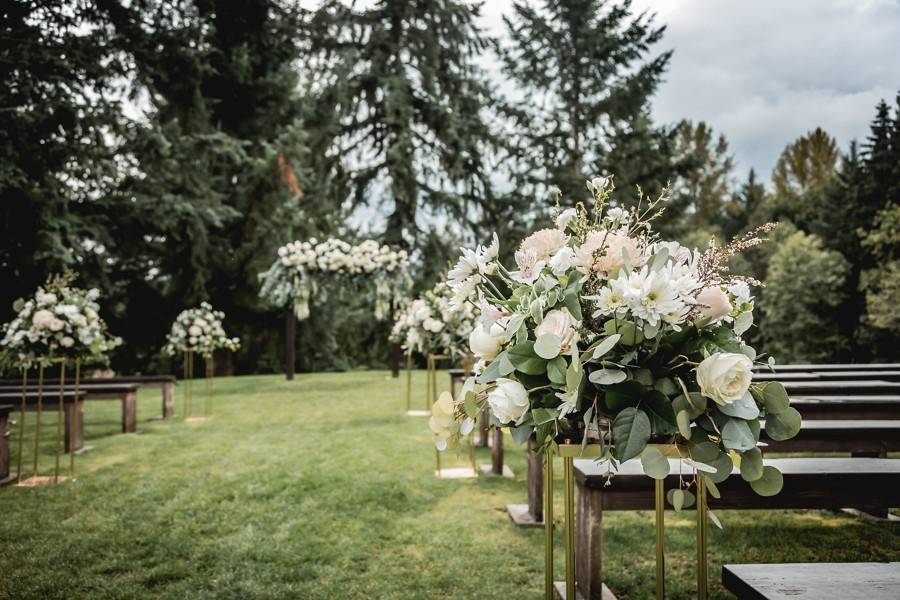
70 359 80 479
53 359 66 483
405 353 413 412
655 479 665 600
30 362 45 479
15 367 28 484
204 354 213 418
543 450 554 600
697 474 709 600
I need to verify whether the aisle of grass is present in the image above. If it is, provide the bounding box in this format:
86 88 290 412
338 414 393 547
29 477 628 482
1 372 899 599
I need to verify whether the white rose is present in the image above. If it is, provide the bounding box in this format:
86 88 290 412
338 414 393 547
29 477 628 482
61 336 75 348
696 352 753 406
487 378 530 424
727 281 751 303
468 323 506 360
589 176 611 191
49 318 65 332
696 287 732 321
188 325 203 337
549 247 577 276
555 208 578 230
534 308 579 349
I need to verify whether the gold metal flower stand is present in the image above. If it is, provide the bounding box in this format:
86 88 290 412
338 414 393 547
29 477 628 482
545 441 603 600
15 358 80 487
183 351 213 423
434 433 478 479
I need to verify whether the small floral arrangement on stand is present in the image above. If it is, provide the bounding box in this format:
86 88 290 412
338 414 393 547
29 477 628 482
164 302 238 420
163 302 240 358
259 237 412 320
0 273 121 484
1 274 121 368
391 280 476 363
439 176 801 503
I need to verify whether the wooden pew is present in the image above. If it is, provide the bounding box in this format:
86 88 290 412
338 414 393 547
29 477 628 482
762 419 900 455
0 390 84 454
753 363 900 372
0 383 140 434
0 374 175 419
754 371 900 382
723 562 900 599
791 396 900 420
572 457 900 600
0 404 13 484
780 380 900 395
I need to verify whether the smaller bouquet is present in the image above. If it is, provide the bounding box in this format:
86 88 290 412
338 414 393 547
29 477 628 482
164 302 240 357
391 280 476 362
1 274 121 367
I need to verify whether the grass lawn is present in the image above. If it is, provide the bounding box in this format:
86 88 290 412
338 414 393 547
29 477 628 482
1 371 899 599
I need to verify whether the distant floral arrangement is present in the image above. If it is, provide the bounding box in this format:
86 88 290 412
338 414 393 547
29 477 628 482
0 274 121 366
391 279 476 361
164 302 240 357
258 237 411 320
438 176 800 504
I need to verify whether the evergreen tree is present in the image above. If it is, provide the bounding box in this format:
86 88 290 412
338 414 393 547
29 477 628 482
769 128 838 228
311 0 497 251
0 1 126 323
499 0 673 205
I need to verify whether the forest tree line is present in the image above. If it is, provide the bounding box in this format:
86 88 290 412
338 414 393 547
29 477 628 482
3 0 899 374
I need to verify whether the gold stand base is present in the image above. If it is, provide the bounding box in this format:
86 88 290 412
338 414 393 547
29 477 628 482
16 475 70 487
478 464 515 478
405 410 429 417
434 467 478 479
185 416 212 424
553 582 618 600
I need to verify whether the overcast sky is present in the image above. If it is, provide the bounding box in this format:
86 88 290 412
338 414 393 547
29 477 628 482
480 0 900 181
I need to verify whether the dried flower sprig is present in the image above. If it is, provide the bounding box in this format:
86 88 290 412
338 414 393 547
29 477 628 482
696 223 778 288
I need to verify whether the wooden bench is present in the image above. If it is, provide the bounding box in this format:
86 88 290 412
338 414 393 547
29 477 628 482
780 380 900 395
723 562 900 599
755 371 900 382
0 383 140 434
573 457 900 600
762 419 900 456
753 363 900 372
792 396 900 420
0 404 13 484
0 374 175 419
0 390 84 454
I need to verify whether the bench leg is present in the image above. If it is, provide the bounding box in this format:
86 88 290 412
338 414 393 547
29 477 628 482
527 437 543 522
491 428 504 475
162 383 175 419
122 392 137 433
850 451 889 518
576 483 604 600
0 412 9 480
64 403 84 453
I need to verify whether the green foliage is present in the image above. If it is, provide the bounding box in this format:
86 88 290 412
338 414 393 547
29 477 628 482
761 230 850 362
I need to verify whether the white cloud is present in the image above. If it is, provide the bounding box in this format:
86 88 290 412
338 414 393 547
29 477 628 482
479 0 900 180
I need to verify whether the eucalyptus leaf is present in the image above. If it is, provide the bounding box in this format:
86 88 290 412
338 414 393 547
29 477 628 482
667 488 696 511
531 407 558 426
708 509 723 530
749 465 784 496
722 419 757 451
534 333 562 359
510 425 534 446
547 356 567 385
653 377 678 396
765 407 802 441
649 247 669 271
589 368 628 385
642 391 678 434
676 410 692 439
592 334 621 359
734 311 753 336
759 382 790 414
507 341 547 375
640 446 671 480
705 478 721 499
642 321 660 339
529 298 543 324
684 458 718 474
633 368 654 387
612 407 651 461
739 447 764 482
476 358 502 384
718 392 760 420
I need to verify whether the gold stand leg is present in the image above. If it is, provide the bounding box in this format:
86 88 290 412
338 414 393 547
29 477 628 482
544 451 554 600
70 359 80 478
435 448 441 478
16 367 27 483
697 475 708 600
655 479 665 600
563 453 575 600
31 363 45 478
405 353 412 412
426 354 435 410
205 355 212 418
54 360 66 483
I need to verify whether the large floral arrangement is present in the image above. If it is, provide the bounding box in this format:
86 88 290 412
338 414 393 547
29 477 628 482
163 302 240 357
391 280 476 361
440 177 801 501
0 274 121 367
258 237 412 320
